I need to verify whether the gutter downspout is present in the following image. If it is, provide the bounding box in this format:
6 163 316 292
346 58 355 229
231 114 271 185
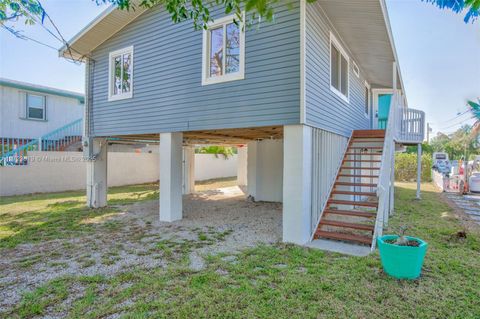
84 57 96 207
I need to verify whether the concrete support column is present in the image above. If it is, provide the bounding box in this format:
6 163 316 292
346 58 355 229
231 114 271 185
182 146 195 195
159 132 183 222
416 143 422 199
247 141 258 198
282 125 312 244
86 137 108 208
237 146 248 186
247 140 283 202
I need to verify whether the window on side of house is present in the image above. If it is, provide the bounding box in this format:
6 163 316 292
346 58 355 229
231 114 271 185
330 33 349 102
108 46 133 101
26 93 46 120
202 14 245 85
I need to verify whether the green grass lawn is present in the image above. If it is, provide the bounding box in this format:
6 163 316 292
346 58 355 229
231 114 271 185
0 184 159 249
1 183 479 318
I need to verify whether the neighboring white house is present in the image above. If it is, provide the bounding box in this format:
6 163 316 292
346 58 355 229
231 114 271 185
0 78 84 141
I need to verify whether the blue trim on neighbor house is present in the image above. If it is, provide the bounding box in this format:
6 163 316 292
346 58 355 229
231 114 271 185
0 79 85 104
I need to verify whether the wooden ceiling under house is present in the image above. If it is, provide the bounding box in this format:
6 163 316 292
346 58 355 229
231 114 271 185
108 126 284 146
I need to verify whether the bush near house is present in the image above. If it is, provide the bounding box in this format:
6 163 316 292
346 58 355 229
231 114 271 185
395 153 432 182
195 146 236 159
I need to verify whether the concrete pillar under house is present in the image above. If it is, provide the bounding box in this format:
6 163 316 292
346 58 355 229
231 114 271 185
159 132 183 222
182 146 195 195
282 125 313 245
86 137 108 208
237 146 248 187
247 139 283 202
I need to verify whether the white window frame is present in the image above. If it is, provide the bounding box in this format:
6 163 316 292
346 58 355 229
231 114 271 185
329 32 349 103
108 46 134 101
364 81 371 119
26 93 47 121
202 13 245 86
352 60 360 78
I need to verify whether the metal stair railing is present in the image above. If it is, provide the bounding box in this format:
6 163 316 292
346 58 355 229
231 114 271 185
1 118 82 166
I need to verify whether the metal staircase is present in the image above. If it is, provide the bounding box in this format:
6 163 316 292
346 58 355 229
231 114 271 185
314 130 385 247
1 118 82 166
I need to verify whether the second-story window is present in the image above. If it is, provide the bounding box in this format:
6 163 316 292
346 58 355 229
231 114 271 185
26 93 46 120
202 14 245 85
330 32 349 102
108 46 133 101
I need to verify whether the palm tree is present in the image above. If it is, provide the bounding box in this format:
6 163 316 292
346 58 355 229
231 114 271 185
468 99 480 138
422 0 480 23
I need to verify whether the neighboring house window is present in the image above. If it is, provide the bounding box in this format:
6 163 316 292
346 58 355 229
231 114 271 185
364 81 371 117
26 93 46 120
202 14 245 85
108 46 133 101
330 32 349 102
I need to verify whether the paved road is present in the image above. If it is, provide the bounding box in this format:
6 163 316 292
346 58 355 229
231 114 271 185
444 192 480 226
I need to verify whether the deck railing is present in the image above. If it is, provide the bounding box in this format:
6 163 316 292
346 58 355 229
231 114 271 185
1 118 82 166
396 107 425 144
372 94 426 250
372 92 399 251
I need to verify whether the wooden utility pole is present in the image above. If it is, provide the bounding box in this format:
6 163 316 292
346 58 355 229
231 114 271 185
426 123 432 143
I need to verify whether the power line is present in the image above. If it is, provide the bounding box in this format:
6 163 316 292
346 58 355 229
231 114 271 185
438 116 476 131
35 1 84 62
10 0 87 64
436 108 471 125
1 25 58 51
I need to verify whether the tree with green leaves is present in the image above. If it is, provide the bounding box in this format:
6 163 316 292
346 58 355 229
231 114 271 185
0 0 43 24
422 0 480 23
405 142 434 155
429 124 480 160
196 145 236 159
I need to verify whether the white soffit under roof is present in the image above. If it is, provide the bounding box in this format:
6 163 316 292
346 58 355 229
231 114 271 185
59 3 147 61
316 0 401 89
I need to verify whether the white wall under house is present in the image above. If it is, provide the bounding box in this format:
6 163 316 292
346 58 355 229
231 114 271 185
282 125 348 245
0 150 159 197
0 151 239 196
194 153 238 181
247 139 283 202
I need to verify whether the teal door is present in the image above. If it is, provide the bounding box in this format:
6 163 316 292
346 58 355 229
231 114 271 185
377 94 392 129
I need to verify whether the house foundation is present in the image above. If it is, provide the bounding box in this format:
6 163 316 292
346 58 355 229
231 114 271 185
86 137 108 208
247 139 283 202
159 132 183 222
282 125 313 245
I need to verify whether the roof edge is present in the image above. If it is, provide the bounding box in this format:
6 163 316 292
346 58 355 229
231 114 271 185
379 0 408 106
58 5 116 61
0 78 85 103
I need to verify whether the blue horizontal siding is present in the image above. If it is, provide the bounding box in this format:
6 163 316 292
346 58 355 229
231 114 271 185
90 3 301 136
305 2 371 137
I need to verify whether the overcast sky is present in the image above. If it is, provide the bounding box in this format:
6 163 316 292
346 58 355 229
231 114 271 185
1 0 479 137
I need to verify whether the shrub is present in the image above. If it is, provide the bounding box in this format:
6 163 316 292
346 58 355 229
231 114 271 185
395 153 432 182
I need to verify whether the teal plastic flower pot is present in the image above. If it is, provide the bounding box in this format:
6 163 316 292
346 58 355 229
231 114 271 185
377 235 428 280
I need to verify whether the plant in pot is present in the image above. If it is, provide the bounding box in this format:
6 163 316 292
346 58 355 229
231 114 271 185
377 226 428 280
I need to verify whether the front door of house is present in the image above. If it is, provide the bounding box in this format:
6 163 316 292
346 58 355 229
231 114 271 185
372 89 394 129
